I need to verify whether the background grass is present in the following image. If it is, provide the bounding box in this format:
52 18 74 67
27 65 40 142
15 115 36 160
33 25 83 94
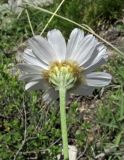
0 0 124 159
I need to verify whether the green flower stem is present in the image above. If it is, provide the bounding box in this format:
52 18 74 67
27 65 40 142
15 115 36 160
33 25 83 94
59 87 69 160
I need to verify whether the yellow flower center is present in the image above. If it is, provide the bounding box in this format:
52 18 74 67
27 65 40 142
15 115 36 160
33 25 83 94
43 61 83 90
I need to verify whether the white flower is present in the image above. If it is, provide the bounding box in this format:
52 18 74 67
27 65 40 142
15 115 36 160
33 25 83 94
18 28 112 102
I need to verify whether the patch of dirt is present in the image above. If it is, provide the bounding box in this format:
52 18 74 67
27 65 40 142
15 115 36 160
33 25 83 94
100 19 124 54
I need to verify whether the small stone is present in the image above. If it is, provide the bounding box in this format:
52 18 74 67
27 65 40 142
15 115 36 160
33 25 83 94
68 145 78 160
57 145 78 160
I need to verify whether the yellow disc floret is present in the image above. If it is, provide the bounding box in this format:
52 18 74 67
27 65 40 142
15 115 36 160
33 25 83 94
43 61 83 90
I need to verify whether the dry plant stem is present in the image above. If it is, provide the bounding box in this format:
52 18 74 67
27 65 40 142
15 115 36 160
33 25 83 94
25 3 124 56
40 0 66 35
25 9 35 36
59 87 69 160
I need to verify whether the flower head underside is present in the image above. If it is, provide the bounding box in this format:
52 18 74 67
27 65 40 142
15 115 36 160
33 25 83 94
43 60 83 90
17 28 112 102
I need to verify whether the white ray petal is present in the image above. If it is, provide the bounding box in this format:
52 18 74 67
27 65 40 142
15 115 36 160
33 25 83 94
73 35 98 65
25 80 48 91
86 72 112 87
28 36 57 65
25 81 39 90
23 48 48 69
43 88 59 104
17 64 42 74
47 29 66 60
80 43 101 68
73 85 94 96
20 74 42 82
84 46 108 73
66 28 84 59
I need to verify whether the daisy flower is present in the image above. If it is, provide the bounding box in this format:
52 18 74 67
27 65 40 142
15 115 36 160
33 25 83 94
17 28 112 160
18 28 111 101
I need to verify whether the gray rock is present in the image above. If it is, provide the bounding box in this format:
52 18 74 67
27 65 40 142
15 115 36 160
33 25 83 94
8 0 53 14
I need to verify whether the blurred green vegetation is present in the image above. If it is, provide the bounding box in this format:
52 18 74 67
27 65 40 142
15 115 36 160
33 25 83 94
83 0 124 28
0 0 124 159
